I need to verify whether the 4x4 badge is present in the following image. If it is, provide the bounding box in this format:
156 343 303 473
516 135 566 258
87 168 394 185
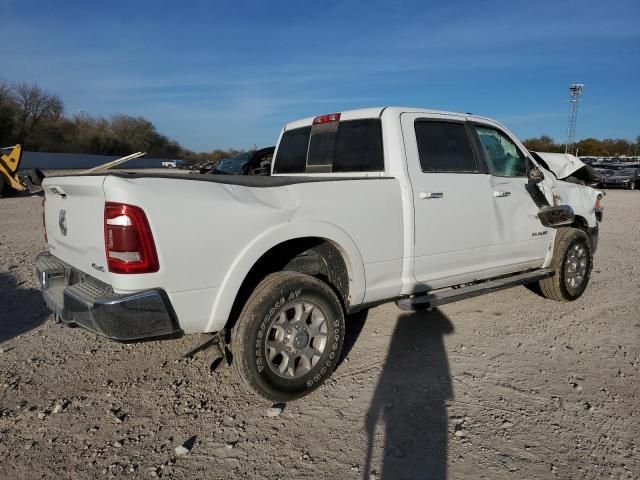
58 210 67 236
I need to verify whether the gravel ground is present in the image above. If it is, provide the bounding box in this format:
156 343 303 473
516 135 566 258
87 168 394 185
0 190 638 480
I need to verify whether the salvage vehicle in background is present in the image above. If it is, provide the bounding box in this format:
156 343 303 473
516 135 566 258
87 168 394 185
202 147 275 175
197 160 219 174
632 168 640 189
595 168 637 189
36 107 604 401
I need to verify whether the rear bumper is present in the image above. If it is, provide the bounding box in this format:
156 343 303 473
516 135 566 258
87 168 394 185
35 252 181 342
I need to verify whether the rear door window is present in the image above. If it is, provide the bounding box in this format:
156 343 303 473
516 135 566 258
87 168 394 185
414 120 478 172
273 119 384 174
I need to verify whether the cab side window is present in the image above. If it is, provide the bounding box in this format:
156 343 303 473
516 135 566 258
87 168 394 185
414 120 478 173
474 126 527 177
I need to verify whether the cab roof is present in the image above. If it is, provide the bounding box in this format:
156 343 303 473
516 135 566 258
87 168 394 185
283 106 500 130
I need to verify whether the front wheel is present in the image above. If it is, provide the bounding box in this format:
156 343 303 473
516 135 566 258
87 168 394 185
537 227 593 301
232 272 345 401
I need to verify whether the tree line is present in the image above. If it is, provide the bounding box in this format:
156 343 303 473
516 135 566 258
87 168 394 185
2 79 638 161
0 79 241 161
522 134 640 157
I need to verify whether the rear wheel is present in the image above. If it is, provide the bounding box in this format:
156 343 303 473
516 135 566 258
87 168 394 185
537 227 592 301
232 272 345 401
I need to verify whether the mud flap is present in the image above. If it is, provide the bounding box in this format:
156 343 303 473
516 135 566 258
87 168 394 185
182 332 230 372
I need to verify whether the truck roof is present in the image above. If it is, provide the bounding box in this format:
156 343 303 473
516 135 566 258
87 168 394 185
283 106 499 130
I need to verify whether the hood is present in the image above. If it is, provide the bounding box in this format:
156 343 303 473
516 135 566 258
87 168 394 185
532 151 601 184
532 152 585 179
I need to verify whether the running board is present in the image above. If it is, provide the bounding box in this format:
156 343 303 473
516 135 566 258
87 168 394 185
396 269 555 311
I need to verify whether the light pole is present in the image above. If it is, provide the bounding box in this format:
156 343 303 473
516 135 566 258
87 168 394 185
565 84 584 154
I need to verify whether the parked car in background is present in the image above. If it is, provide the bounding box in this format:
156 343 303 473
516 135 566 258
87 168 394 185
595 168 637 189
161 160 180 168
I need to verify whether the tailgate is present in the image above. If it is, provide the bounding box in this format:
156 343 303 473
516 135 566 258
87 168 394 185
43 175 111 284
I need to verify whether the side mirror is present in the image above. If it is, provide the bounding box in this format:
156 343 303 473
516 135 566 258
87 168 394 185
529 167 544 184
538 205 574 227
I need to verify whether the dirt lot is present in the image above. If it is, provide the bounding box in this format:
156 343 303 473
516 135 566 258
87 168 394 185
1 190 638 479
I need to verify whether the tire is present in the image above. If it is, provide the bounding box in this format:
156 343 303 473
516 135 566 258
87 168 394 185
232 272 345 401
0 174 5 197
538 227 593 301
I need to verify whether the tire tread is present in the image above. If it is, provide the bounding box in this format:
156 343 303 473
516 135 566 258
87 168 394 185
538 227 591 301
231 271 344 401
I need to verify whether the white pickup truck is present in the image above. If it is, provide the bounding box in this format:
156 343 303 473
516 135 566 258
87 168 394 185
37 107 603 401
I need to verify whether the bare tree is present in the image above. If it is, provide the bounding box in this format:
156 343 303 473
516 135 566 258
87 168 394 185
0 79 17 145
11 82 64 145
0 80 12 103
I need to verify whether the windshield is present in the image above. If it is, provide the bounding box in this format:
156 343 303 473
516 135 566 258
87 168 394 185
212 153 251 174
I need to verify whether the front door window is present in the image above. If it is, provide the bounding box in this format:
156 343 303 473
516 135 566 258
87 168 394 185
474 126 527 177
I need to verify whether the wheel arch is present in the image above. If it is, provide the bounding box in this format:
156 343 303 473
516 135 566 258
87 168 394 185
205 221 366 333
571 213 592 237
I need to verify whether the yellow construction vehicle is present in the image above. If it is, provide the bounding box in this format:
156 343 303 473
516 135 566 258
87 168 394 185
0 144 26 195
0 144 44 196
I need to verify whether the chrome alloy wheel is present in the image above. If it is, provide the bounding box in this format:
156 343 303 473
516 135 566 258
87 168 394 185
564 243 588 291
265 301 329 379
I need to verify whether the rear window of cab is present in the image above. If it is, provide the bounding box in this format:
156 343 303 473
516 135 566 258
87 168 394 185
273 118 384 174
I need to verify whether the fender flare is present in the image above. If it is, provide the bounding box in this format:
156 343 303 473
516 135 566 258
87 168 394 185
204 220 366 332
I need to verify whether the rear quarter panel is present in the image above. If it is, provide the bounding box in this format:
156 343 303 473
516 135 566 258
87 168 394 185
103 176 404 333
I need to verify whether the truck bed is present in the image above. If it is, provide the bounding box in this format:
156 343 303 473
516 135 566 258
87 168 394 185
42 172 404 334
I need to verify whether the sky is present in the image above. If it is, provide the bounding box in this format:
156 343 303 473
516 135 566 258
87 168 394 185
1 0 639 151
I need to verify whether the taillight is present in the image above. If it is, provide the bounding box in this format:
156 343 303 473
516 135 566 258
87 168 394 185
313 112 341 124
104 202 159 274
42 196 47 243
595 195 602 210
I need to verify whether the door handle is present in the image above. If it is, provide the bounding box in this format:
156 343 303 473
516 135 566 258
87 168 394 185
493 191 511 198
420 192 444 199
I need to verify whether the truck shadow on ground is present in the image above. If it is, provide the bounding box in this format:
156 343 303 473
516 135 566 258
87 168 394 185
338 309 370 366
363 308 454 480
0 272 49 343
